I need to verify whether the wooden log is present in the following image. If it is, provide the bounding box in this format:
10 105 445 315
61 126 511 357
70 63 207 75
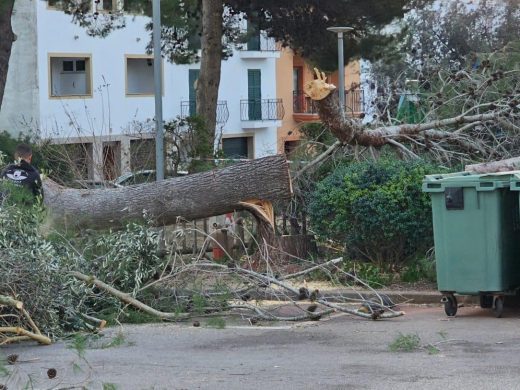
0 295 23 310
0 327 51 345
43 155 292 230
70 271 190 321
465 156 520 173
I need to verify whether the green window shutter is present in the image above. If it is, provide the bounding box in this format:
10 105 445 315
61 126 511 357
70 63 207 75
247 21 260 51
248 69 261 120
189 69 200 116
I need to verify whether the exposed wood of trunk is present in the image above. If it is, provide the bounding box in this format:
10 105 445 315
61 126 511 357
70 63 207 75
465 156 520 173
43 155 292 229
196 0 223 149
0 295 23 310
0 0 15 108
0 327 51 345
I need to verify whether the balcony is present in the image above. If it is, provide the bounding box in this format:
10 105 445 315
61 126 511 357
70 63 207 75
237 32 281 59
292 91 319 122
344 89 365 116
240 99 284 128
293 90 365 122
180 100 230 125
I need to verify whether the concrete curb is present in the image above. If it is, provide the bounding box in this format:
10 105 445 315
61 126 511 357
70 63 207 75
320 290 481 305
252 289 480 305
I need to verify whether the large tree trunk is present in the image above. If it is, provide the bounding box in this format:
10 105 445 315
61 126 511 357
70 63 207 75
0 0 15 109
43 155 292 230
195 0 223 157
465 156 520 173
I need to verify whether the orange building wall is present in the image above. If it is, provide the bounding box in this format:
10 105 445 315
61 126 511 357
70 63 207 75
276 48 361 154
276 48 301 154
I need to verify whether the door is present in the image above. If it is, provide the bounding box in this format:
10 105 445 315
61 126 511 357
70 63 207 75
189 69 200 116
248 69 261 120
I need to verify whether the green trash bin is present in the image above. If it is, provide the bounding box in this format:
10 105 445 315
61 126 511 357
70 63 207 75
423 171 520 317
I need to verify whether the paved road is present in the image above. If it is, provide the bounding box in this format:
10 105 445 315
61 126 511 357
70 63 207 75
3 303 520 389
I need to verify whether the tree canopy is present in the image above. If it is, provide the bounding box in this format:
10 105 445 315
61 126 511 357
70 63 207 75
60 0 421 69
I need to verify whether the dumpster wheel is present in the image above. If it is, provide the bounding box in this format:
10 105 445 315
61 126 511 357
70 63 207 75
443 294 457 317
493 296 504 318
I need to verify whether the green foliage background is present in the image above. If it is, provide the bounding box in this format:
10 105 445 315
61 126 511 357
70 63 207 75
308 158 441 266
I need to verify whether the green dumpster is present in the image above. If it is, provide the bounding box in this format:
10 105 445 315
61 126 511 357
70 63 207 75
423 171 520 317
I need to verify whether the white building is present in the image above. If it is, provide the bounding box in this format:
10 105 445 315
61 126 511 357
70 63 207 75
0 0 283 180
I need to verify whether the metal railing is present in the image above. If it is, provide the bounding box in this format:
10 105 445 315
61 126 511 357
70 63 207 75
240 99 285 121
237 31 280 52
180 100 230 124
345 89 365 115
293 91 319 114
293 89 365 115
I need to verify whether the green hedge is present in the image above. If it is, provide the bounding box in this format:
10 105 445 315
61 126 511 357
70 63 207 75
308 158 440 266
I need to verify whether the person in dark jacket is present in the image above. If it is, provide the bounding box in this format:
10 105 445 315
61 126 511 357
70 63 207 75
1 143 43 200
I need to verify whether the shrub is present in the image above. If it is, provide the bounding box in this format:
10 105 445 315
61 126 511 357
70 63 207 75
308 158 440 266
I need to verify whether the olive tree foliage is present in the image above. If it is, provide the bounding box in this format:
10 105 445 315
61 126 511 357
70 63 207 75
0 200 168 336
334 0 520 166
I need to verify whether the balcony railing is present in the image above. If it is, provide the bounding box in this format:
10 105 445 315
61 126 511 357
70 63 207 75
237 31 280 52
293 91 318 114
345 89 365 115
293 89 365 116
240 99 285 121
180 100 230 124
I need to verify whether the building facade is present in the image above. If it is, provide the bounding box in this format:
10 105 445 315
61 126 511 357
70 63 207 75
1 0 366 179
1 0 283 180
275 47 364 158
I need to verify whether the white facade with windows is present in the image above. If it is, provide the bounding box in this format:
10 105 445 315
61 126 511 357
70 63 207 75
1 0 283 179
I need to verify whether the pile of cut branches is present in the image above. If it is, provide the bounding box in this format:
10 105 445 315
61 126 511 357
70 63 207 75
0 202 404 346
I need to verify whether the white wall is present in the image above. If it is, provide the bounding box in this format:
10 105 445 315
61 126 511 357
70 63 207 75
0 0 39 137
36 3 281 158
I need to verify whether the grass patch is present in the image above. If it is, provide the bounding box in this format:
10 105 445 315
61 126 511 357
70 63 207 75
389 333 421 352
68 333 90 358
0 355 9 377
437 330 448 340
206 317 226 329
101 331 132 349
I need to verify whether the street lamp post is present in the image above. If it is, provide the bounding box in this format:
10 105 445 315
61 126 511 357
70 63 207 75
327 27 354 113
152 0 164 181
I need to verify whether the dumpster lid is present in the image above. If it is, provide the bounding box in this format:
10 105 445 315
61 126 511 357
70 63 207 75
423 170 520 192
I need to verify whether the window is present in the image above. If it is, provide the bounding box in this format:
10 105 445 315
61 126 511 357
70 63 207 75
103 141 121 181
49 55 92 98
47 0 95 11
126 56 159 96
130 139 156 171
247 21 261 51
293 67 303 93
97 0 120 12
284 140 300 160
48 0 119 12
222 136 254 159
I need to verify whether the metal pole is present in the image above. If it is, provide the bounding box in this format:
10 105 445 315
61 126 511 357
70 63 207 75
152 0 164 181
337 31 345 111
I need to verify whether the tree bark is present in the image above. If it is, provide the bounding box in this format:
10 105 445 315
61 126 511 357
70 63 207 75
195 0 223 154
303 70 495 156
465 156 520 173
43 155 292 229
0 0 15 109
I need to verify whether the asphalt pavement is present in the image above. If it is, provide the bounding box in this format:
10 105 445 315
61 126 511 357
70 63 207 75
3 300 520 390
